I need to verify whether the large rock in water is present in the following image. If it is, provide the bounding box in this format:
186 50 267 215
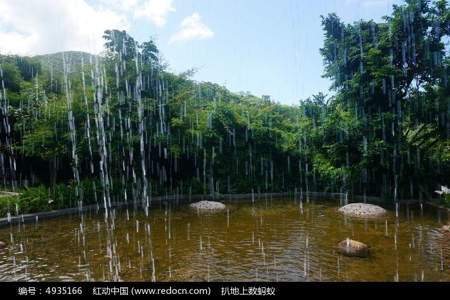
190 201 226 212
338 239 369 258
0 241 6 249
338 203 387 218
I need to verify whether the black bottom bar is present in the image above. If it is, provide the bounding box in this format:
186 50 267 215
1 282 449 298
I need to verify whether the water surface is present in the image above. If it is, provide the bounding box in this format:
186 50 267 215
0 198 449 282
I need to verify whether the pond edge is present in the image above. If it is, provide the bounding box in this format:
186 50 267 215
0 192 446 228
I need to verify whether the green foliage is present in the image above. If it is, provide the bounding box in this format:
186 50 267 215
0 185 64 217
0 61 22 92
444 194 450 207
318 0 450 198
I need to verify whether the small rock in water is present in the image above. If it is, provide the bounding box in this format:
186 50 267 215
338 239 369 258
338 203 386 218
441 225 450 233
190 201 226 212
0 241 6 249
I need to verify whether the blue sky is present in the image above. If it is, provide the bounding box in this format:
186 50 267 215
0 0 403 104
130 0 403 104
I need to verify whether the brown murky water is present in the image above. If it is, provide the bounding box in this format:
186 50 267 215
0 198 449 282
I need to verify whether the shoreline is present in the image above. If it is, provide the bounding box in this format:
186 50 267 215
0 191 447 228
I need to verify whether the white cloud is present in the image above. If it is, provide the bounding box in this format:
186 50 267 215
97 0 139 11
169 13 214 44
0 0 129 55
134 0 175 27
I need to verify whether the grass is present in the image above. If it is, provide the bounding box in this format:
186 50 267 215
0 181 99 218
443 194 450 208
0 186 64 218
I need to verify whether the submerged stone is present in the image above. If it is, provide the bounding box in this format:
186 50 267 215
190 201 226 212
338 239 369 258
338 203 387 218
0 241 6 249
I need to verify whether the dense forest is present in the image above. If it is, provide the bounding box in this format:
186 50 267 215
0 0 449 215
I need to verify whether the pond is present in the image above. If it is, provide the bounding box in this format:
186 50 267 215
0 198 449 282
